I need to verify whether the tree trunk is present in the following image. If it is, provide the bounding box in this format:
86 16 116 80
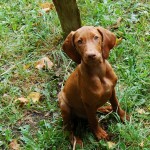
52 0 81 37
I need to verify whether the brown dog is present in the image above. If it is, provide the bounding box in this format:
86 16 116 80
58 26 129 145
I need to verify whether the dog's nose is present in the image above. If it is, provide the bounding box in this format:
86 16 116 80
88 54 96 59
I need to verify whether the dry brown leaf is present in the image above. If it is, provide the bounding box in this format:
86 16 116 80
40 2 54 13
107 17 122 30
40 2 54 9
136 108 145 114
24 115 36 125
9 139 20 150
140 141 144 147
16 97 29 105
115 37 122 46
27 92 41 103
139 141 144 147
23 64 31 70
16 92 41 105
35 57 53 70
116 17 122 25
3 93 9 97
44 112 50 117
107 141 116 149
42 8 50 13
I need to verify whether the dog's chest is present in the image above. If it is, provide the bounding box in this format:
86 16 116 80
93 77 114 107
83 76 113 99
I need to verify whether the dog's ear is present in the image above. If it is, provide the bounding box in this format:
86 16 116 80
96 27 116 59
62 31 81 64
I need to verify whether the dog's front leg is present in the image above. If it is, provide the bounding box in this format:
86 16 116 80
109 89 130 121
84 104 109 140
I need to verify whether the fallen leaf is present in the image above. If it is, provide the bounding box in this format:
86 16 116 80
40 2 54 9
27 92 41 103
107 141 116 149
107 17 122 30
35 57 53 70
115 37 122 46
23 64 31 70
45 112 50 117
116 17 122 26
3 93 9 97
42 8 51 13
39 2 54 13
136 108 145 114
16 92 41 105
9 139 20 150
23 115 35 125
139 141 144 147
16 97 29 105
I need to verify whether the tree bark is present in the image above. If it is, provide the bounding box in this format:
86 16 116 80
52 0 81 38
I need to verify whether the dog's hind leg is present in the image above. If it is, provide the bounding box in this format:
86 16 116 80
58 92 83 147
58 92 72 131
97 105 112 113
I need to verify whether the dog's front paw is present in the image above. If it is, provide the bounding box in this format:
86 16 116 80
94 127 109 140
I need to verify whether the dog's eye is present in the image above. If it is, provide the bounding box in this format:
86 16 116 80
94 36 99 40
77 39 82 45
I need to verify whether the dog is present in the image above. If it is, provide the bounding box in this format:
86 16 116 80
58 26 129 145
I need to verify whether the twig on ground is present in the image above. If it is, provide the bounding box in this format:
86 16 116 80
73 136 77 150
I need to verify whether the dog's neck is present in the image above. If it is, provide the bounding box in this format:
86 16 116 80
80 59 107 80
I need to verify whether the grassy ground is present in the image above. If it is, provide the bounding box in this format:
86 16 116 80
0 0 149 149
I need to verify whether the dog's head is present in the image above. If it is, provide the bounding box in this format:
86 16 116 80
63 26 116 64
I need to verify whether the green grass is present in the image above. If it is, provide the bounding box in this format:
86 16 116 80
0 0 150 149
